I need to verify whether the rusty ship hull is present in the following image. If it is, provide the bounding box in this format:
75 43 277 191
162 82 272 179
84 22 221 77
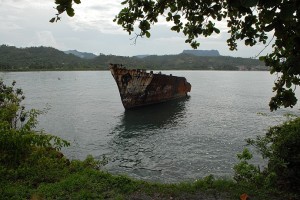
110 64 191 109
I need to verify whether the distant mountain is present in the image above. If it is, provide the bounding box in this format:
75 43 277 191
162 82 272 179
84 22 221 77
135 50 221 58
182 50 220 56
134 54 151 58
0 45 267 71
64 50 97 59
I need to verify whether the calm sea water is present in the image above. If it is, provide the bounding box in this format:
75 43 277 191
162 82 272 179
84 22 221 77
1 71 299 183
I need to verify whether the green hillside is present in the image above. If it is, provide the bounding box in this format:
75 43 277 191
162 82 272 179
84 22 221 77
0 45 95 70
0 45 267 71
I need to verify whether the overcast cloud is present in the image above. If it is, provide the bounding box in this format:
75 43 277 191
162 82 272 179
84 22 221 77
0 0 274 57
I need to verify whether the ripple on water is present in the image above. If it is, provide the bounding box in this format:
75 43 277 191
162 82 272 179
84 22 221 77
1 71 299 182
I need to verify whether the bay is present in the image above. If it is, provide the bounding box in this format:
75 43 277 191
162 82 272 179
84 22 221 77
1 71 299 183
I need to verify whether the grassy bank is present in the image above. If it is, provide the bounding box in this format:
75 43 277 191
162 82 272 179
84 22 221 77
0 148 235 200
0 147 281 200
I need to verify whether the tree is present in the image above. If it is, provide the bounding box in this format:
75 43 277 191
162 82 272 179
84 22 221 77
51 0 300 111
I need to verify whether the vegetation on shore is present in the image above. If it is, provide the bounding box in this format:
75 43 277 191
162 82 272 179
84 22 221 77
0 45 266 71
1 80 299 199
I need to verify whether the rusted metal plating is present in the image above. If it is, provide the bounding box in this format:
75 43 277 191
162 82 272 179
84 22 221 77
110 64 191 109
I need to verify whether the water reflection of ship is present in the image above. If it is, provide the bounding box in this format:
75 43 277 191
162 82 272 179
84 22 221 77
106 97 190 177
112 97 190 138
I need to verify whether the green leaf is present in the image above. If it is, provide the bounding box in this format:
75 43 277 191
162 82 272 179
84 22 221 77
171 25 180 32
279 3 295 21
191 41 200 49
56 5 65 14
263 24 274 32
214 28 220 34
73 0 81 4
121 0 128 5
261 0 281 8
139 20 146 29
66 7 75 17
228 0 241 8
286 80 292 88
49 18 56 23
263 10 275 23
173 15 181 23
145 31 151 38
240 0 258 8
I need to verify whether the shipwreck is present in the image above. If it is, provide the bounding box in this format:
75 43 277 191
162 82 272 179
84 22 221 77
110 64 191 109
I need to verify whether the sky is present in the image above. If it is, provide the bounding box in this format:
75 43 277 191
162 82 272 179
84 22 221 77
0 0 274 57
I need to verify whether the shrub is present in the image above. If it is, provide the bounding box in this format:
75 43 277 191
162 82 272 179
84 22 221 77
0 80 70 166
234 117 300 196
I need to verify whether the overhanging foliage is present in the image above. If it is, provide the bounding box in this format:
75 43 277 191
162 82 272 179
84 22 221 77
51 0 300 111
